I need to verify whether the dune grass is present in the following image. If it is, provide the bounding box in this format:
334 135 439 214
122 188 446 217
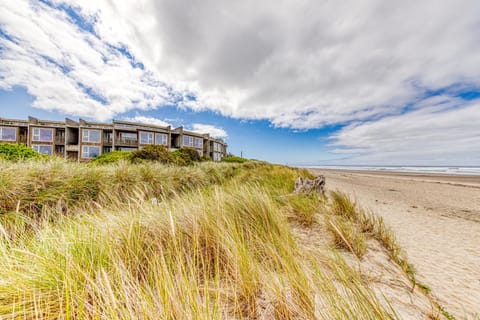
0 160 412 319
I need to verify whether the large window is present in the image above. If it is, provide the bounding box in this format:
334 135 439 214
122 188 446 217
213 153 222 161
183 135 193 147
155 133 167 145
82 129 101 143
214 143 221 152
194 137 203 149
32 145 53 155
140 131 154 144
82 146 100 158
32 128 53 142
0 127 16 141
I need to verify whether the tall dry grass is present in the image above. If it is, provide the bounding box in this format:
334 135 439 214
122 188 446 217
0 160 402 319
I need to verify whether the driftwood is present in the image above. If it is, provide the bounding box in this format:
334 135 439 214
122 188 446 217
294 176 326 194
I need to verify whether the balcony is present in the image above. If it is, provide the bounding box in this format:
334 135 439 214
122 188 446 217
19 134 27 144
115 138 138 146
103 137 113 145
55 136 65 144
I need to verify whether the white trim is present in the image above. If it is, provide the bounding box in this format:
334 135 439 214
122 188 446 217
82 145 101 158
155 133 167 145
82 129 101 143
32 145 53 155
32 128 53 142
139 131 154 144
0 127 16 141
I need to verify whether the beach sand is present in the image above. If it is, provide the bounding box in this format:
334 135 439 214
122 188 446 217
309 169 480 319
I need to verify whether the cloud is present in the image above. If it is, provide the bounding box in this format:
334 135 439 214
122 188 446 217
54 0 480 128
1 0 479 163
0 1 187 121
122 115 171 128
2 0 479 126
190 124 228 139
328 99 480 165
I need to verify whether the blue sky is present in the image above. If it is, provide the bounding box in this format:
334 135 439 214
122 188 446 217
1 0 479 165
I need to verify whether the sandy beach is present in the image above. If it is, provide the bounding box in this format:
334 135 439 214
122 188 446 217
310 169 480 319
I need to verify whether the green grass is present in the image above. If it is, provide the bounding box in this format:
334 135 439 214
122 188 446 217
0 160 424 319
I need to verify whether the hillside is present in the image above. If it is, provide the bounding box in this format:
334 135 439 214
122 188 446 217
0 160 444 319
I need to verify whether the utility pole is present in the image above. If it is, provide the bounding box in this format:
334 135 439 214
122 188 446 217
240 151 243 158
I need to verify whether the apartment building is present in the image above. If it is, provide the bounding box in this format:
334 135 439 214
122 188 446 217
0 116 228 161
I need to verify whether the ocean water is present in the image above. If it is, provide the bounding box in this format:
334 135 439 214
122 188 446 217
298 165 480 176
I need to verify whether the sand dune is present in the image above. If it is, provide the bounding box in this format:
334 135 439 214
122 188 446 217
310 169 480 319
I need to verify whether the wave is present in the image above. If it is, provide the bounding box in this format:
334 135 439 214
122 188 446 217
297 165 480 175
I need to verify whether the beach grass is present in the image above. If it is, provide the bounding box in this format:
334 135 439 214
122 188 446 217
0 159 430 319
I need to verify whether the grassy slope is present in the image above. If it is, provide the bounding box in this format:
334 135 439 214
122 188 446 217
0 160 438 319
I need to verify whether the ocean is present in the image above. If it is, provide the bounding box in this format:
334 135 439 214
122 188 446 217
297 165 480 176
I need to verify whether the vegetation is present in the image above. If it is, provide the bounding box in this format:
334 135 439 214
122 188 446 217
0 160 439 319
0 143 41 161
171 147 201 165
89 150 132 164
131 144 172 163
221 155 248 163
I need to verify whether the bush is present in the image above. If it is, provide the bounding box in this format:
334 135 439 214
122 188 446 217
221 156 247 163
0 143 40 161
171 147 201 165
131 145 172 163
90 151 132 165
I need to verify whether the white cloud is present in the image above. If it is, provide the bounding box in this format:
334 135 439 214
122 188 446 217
328 100 480 165
53 0 480 128
190 124 228 139
0 1 178 120
1 0 479 163
122 116 171 128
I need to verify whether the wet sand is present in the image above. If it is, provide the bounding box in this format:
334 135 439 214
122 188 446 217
310 169 480 319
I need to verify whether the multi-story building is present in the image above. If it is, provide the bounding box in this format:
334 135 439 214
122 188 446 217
0 116 228 161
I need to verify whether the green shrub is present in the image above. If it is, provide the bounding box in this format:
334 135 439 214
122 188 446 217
90 151 132 165
0 143 40 161
171 147 201 165
221 156 247 163
131 145 172 163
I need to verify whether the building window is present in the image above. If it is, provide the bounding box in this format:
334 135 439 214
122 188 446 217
82 129 101 143
194 137 203 149
214 143 220 152
82 146 100 158
0 127 16 141
183 135 193 147
32 128 53 142
32 145 53 155
140 131 154 144
155 133 167 145
213 153 222 161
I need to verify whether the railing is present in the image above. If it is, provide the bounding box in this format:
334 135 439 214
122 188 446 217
115 138 138 146
103 137 113 145
55 136 65 144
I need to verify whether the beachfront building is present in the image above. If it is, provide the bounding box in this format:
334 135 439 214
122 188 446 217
0 116 228 161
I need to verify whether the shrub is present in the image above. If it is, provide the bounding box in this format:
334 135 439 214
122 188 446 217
171 147 201 165
131 145 172 163
90 151 132 165
0 143 40 161
221 156 247 163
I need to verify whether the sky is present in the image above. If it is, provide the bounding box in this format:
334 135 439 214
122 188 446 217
1 0 479 165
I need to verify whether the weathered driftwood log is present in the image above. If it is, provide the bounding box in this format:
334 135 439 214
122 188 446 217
294 176 326 194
